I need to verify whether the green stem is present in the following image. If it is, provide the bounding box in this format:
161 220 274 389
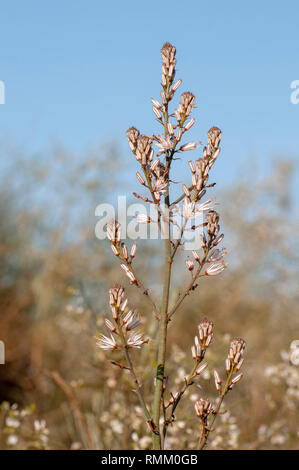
152 192 172 449
152 76 172 449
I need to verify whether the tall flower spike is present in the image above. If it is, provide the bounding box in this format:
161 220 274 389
98 43 245 450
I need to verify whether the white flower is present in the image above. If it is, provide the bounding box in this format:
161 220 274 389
194 199 215 214
96 334 117 350
152 177 167 197
155 137 172 151
205 261 226 276
127 331 146 349
182 198 196 218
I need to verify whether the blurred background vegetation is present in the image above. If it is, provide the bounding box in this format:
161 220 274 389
0 142 298 449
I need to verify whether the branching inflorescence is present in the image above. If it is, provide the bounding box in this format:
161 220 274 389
96 42 245 450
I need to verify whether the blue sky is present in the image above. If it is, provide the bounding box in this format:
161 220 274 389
0 1 299 195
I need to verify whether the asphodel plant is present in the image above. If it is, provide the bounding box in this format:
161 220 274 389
96 42 245 450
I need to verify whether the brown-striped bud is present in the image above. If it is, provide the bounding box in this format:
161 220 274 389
198 317 214 348
206 210 220 238
195 398 212 419
208 126 222 149
126 127 140 153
